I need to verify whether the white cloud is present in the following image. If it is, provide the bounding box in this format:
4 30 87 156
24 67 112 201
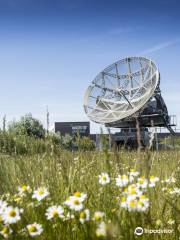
138 38 180 55
109 26 143 35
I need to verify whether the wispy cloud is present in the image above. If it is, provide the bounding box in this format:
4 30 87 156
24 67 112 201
109 26 143 35
109 27 134 35
76 26 142 43
138 38 180 55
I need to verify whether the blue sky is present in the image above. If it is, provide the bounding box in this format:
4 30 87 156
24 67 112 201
0 0 180 133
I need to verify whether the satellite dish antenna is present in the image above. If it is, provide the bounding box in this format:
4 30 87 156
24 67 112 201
84 57 175 134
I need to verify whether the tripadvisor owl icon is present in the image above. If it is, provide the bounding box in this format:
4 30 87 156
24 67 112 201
134 227 144 236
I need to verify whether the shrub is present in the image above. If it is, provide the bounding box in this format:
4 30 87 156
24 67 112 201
76 134 95 151
0 131 60 155
8 113 45 139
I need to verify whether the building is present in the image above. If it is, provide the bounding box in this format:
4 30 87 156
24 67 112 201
55 121 90 137
54 121 179 149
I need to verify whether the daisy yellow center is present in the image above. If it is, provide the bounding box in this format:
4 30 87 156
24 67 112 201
9 210 16 217
121 196 126 202
156 220 162 226
22 185 27 191
150 176 155 180
102 176 107 181
138 179 144 184
129 200 136 208
138 201 144 206
80 212 86 219
52 210 59 217
122 175 128 180
38 190 44 195
29 226 37 233
95 215 102 221
140 195 146 199
73 199 80 205
2 226 9 234
129 188 136 195
111 208 116 213
14 197 21 203
74 192 81 197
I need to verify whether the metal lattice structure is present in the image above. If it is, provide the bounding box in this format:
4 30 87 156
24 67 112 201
84 57 175 134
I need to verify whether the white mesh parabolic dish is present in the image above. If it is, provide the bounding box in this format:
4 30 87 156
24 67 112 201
83 57 159 124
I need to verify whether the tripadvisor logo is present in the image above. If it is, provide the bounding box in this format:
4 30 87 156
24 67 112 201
134 227 144 236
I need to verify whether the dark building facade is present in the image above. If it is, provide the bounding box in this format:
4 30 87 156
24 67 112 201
54 121 179 149
55 122 90 137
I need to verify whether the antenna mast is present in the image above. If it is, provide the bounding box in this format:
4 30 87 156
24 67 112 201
3 115 6 132
46 106 49 134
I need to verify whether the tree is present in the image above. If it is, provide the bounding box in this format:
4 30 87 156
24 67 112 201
8 113 45 138
61 134 74 149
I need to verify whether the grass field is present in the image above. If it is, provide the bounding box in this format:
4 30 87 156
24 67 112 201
0 143 179 239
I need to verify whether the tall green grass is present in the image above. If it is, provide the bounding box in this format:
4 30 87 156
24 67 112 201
0 134 179 239
0 131 61 155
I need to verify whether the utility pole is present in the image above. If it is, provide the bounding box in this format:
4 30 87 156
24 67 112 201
3 115 6 132
107 127 111 150
155 127 158 151
46 106 49 134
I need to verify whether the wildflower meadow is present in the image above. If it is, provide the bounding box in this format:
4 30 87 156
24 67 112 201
0 134 179 240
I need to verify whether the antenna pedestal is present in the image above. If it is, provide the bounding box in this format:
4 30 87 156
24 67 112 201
105 91 175 134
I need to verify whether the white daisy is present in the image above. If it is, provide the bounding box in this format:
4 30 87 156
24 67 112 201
164 177 176 183
73 192 87 202
167 219 175 225
136 201 149 212
64 196 83 211
120 196 127 208
93 211 105 222
129 169 139 177
137 177 148 189
149 176 159 187
96 222 107 237
169 187 180 195
125 184 143 199
18 185 31 196
121 192 149 212
65 212 75 221
136 195 149 212
2 206 22 224
27 223 43 237
32 187 49 201
45 205 64 220
0 200 8 215
98 173 110 185
115 175 129 187
0 226 12 239
79 209 90 224
126 198 138 212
